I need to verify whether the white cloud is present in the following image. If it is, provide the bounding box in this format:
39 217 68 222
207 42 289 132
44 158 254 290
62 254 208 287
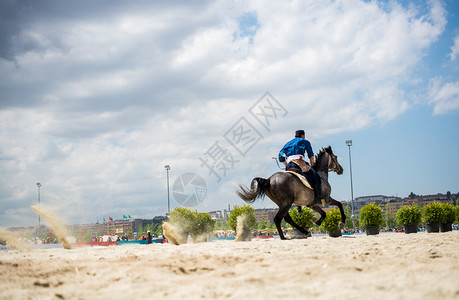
0 0 450 226
428 78 459 115
450 34 459 61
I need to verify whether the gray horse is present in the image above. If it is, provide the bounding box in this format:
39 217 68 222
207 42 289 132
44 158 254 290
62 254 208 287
236 146 345 240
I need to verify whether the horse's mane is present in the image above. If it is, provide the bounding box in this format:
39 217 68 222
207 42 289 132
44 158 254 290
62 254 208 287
313 146 333 172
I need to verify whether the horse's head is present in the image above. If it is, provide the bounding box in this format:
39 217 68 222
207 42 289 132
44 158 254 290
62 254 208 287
324 146 343 175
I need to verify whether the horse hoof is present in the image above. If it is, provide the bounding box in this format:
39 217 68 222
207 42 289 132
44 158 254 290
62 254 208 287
339 222 345 230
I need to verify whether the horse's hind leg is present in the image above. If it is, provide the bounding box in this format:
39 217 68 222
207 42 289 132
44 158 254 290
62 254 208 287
328 197 346 229
284 214 309 236
274 205 291 240
311 205 327 226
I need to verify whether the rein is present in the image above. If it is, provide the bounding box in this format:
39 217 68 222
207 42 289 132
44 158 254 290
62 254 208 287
273 148 338 173
272 157 284 170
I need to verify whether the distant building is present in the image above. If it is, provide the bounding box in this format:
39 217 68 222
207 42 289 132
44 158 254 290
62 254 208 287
382 201 409 217
69 217 163 239
208 210 229 221
347 193 457 217
153 216 168 223
253 208 279 223
353 195 401 211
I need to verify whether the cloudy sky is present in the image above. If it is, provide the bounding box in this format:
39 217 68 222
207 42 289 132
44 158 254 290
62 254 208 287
1 0 458 227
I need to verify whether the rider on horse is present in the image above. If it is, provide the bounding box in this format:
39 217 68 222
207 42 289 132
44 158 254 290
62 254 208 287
278 130 322 205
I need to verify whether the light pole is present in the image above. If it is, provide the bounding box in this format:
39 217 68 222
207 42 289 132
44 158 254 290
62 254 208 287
165 165 170 214
345 140 355 230
36 182 41 237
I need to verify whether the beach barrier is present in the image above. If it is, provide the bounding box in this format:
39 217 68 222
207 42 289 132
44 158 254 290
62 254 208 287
71 238 166 247
208 237 236 242
72 241 118 247
117 240 149 245
117 238 165 245
208 235 275 242
251 235 274 240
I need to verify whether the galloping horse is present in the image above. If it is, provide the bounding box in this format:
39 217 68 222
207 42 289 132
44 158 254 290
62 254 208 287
236 146 345 240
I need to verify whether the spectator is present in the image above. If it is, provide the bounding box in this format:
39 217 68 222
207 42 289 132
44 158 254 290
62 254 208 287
147 231 152 244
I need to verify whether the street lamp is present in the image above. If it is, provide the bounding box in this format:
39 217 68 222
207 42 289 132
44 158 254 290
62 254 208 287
36 182 41 236
345 140 355 230
165 165 170 214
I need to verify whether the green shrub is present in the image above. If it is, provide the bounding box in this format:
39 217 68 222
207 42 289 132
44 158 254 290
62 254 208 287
194 212 215 237
396 205 421 226
228 204 257 232
320 208 341 232
359 203 383 227
168 207 215 239
455 206 459 224
440 203 455 224
289 206 314 229
168 207 195 232
422 202 442 223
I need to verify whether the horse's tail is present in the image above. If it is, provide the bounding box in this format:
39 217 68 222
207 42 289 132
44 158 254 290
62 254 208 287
236 177 270 203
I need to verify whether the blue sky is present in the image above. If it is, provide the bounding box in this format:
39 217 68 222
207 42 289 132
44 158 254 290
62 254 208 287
321 106 459 199
0 0 458 227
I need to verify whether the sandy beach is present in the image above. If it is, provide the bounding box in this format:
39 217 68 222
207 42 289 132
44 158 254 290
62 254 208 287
1 231 458 300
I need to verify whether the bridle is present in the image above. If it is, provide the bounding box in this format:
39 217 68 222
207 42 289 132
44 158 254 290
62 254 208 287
328 153 342 173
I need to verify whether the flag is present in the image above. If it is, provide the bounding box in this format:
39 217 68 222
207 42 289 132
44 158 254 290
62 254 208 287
109 217 113 221
103 218 106 223
123 215 127 219
128 215 132 219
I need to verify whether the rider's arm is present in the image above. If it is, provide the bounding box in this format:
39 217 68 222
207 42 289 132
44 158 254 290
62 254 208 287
278 147 287 163
304 140 314 166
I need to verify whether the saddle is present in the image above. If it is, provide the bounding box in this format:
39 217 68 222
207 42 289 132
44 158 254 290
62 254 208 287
286 170 313 190
290 158 311 173
285 158 312 189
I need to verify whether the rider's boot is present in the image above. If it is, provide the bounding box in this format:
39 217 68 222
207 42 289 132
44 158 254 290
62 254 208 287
314 182 322 205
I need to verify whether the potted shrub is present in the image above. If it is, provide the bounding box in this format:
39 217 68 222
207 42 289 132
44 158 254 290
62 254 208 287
166 207 215 244
289 206 314 238
228 204 257 241
422 202 442 233
320 208 342 237
439 203 455 232
359 203 383 235
396 204 421 234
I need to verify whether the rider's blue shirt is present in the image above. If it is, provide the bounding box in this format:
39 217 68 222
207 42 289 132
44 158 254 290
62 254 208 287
278 137 314 163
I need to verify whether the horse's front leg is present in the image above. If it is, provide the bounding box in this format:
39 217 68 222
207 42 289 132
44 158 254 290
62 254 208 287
327 197 346 229
311 205 326 226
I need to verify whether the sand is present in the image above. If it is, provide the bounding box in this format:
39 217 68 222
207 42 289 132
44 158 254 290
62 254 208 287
0 228 32 251
235 215 252 242
0 231 458 300
31 205 72 249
